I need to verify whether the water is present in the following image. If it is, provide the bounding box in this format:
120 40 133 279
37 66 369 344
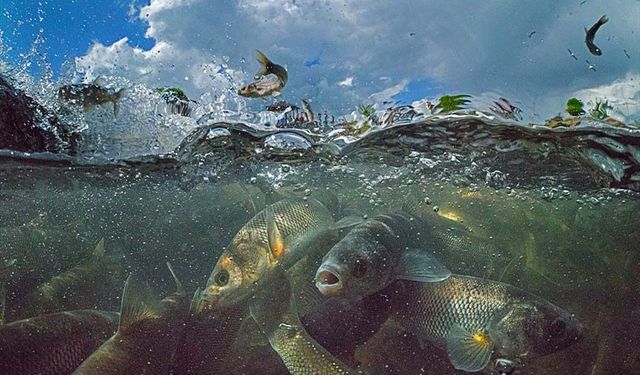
1 2 640 374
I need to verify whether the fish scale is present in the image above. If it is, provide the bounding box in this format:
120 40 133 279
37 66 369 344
393 276 510 348
240 198 329 241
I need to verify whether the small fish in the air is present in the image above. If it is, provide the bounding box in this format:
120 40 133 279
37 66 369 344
586 60 597 71
585 15 608 56
567 48 578 60
624 49 631 59
201 194 361 308
528 31 536 38
74 264 190 374
58 77 126 116
315 213 451 301
392 275 583 373
0 309 118 375
238 50 288 98
301 99 314 123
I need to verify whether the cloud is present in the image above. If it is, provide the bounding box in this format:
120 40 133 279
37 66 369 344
572 73 640 119
76 0 640 118
338 77 354 87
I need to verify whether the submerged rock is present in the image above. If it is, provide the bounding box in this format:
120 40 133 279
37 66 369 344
0 76 78 154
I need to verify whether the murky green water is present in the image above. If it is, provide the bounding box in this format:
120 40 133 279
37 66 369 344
1 116 639 373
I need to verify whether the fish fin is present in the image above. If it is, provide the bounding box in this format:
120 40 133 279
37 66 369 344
331 215 364 230
250 268 297 337
112 88 125 117
166 262 183 293
598 15 608 25
255 50 272 77
93 238 106 258
446 324 494 372
189 287 202 314
118 274 159 333
394 249 451 282
265 205 286 260
255 50 272 68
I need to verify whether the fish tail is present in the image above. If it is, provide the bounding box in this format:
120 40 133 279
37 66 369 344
598 15 608 26
112 88 126 116
255 50 273 68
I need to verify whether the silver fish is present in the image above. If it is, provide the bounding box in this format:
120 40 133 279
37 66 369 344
238 50 288 98
392 275 583 372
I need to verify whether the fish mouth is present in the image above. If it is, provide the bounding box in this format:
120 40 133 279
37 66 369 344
315 264 345 296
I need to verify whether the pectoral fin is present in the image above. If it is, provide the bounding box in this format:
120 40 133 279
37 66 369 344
265 205 285 260
394 249 451 282
189 287 203 314
93 238 105 258
330 215 364 230
446 324 494 372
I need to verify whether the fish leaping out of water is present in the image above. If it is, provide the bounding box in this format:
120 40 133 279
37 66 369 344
238 50 288 98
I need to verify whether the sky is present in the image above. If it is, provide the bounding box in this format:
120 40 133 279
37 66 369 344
1 0 639 119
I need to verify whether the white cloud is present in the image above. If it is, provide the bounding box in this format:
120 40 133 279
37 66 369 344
572 73 640 119
76 0 640 118
338 77 354 87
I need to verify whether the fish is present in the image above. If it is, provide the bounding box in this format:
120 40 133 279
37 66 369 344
315 213 451 301
238 50 288 98
528 31 536 38
201 195 361 308
391 275 583 373
250 268 357 374
58 77 126 116
586 59 597 72
624 49 631 59
585 15 608 56
301 99 314 123
74 264 189 374
15 238 123 320
0 258 16 325
171 291 249 374
0 309 118 375
567 48 578 60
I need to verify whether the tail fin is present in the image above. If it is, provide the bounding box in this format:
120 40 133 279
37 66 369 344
255 50 272 78
112 88 126 116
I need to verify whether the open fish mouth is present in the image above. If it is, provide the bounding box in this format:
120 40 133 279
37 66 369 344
315 264 345 296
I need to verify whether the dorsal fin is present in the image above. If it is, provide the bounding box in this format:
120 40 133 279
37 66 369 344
189 287 202 314
166 262 183 293
93 238 105 258
93 75 103 85
118 274 159 332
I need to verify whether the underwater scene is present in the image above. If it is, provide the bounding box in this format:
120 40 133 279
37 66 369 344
1 1 640 374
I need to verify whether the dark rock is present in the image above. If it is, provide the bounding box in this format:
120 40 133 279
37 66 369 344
0 76 78 154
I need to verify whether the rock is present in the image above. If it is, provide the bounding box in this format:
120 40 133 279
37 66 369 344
0 76 78 154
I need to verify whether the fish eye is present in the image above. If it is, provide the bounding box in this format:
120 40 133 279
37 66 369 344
214 270 230 286
352 258 368 278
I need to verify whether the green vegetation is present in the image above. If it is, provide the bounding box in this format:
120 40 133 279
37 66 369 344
358 104 375 119
434 94 471 113
565 98 585 116
589 99 613 121
155 87 189 102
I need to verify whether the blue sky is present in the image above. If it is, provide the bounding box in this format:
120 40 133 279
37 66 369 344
1 1 639 119
1 0 151 74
